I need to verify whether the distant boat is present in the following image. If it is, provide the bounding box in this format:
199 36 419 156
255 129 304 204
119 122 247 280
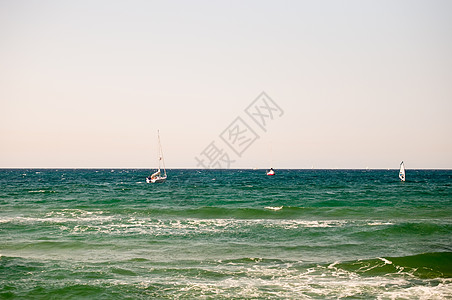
146 130 167 183
399 161 406 182
266 168 275 176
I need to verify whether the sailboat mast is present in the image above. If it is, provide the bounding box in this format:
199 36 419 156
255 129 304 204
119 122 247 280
158 130 166 176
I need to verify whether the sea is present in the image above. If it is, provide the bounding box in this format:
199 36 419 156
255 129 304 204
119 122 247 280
1 169 451 299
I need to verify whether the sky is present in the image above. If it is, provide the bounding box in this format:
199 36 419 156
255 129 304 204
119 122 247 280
1 0 451 169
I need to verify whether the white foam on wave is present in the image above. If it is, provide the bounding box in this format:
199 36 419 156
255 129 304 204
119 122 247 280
0 214 403 238
131 261 452 299
126 218 354 235
5 214 112 225
274 219 349 229
377 257 393 265
0 209 111 226
367 222 394 226
378 278 452 300
265 206 283 211
61 218 359 236
328 261 340 269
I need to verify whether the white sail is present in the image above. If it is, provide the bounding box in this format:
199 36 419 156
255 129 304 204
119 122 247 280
157 132 167 179
151 170 160 178
146 130 167 183
399 161 405 181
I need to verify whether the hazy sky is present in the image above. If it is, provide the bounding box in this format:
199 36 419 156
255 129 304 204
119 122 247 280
1 0 451 169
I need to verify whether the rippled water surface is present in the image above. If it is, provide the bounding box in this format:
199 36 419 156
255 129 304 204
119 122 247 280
1 169 451 299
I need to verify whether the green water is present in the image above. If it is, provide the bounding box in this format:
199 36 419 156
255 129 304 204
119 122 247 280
1 169 451 299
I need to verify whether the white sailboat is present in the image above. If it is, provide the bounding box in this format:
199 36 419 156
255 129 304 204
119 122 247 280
146 130 167 183
399 161 406 182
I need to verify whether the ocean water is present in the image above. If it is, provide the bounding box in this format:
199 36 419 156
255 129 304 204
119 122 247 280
1 169 451 299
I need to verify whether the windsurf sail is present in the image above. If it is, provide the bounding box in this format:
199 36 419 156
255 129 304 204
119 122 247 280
399 161 405 182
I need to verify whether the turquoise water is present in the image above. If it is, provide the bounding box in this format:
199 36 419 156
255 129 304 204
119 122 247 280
1 169 451 299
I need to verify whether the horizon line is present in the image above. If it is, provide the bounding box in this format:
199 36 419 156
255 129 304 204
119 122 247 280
1 167 451 170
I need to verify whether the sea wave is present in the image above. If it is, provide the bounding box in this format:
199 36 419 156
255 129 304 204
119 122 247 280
1 253 451 299
335 252 452 279
0 214 401 234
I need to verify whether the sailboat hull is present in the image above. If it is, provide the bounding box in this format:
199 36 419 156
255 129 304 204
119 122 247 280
147 176 167 183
